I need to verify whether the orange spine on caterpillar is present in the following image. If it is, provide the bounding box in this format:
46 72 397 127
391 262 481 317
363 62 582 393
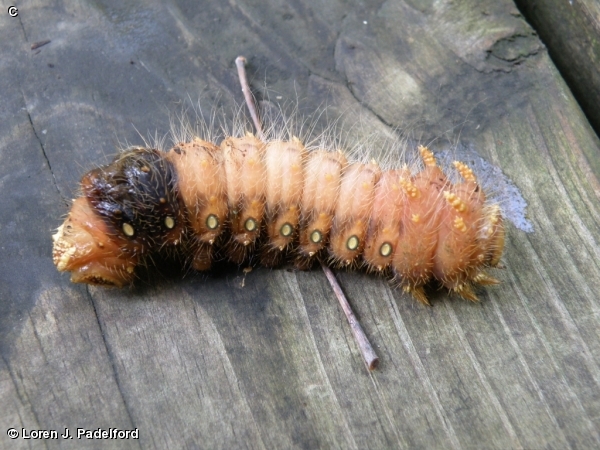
52 129 505 304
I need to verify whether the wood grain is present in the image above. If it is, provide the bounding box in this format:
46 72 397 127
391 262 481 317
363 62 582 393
1 0 599 448
515 0 600 135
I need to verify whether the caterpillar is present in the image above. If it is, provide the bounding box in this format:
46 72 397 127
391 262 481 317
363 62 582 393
51 106 505 305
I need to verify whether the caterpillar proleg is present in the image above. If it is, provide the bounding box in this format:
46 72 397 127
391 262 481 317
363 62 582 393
52 56 506 368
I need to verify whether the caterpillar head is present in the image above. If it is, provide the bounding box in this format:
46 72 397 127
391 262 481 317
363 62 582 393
52 147 185 286
52 197 139 286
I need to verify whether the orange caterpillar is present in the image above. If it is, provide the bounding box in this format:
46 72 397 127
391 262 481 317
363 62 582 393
52 130 504 304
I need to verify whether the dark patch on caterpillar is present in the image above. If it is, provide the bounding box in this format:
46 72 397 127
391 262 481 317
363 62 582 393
52 133 505 304
81 147 183 250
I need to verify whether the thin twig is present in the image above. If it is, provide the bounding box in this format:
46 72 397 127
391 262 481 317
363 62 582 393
235 55 379 371
321 263 379 370
235 56 265 141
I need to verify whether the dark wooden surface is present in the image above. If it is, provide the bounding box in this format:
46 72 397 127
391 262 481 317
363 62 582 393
1 0 600 448
515 0 600 135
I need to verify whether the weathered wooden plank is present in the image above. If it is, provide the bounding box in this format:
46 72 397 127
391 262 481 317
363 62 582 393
1 0 600 449
515 0 600 134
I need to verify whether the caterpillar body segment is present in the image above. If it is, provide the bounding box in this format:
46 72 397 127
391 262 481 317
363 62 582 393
166 139 228 271
362 168 409 273
393 150 450 296
329 161 381 267
262 138 307 266
220 134 267 263
297 150 347 261
52 136 505 304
